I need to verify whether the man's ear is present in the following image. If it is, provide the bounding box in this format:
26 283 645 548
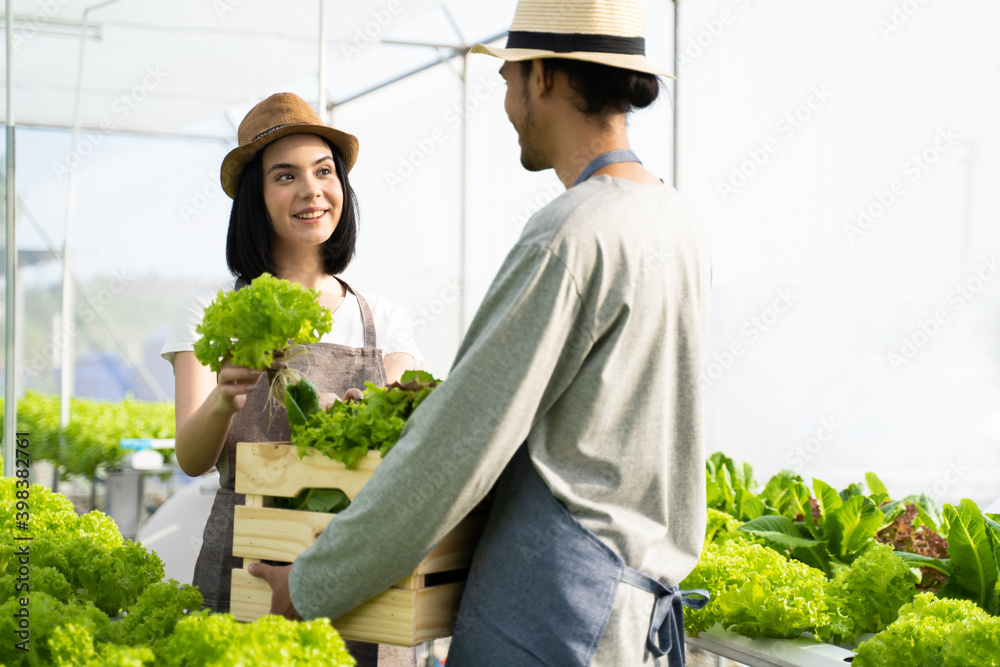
531 58 556 98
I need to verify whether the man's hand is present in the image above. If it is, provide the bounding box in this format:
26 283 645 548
317 387 364 410
247 562 303 621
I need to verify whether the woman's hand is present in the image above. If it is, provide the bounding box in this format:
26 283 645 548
214 360 265 415
316 388 363 411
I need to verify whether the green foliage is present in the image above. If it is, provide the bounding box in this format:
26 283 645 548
98 581 203 650
3 391 175 478
680 536 836 639
193 273 333 373
62 395 176 477
285 375 320 428
705 452 767 521
739 475 901 577
852 593 1000 666
705 507 746 545
158 613 356 666
272 487 351 514
291 370 440 468
0 593 110 667
0 477 356 666
49 623 157 667
0 480 164 618
823 542 918 644
939 499 1000 614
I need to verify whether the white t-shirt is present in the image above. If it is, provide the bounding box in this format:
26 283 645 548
160 279 423 367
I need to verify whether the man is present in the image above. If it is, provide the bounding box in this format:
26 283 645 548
251 0 711 663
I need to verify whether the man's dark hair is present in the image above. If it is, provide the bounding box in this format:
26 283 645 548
226 136 359 282
521 58 662 117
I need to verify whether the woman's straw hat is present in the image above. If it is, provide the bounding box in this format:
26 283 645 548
471 0 673 78
220 92 359 199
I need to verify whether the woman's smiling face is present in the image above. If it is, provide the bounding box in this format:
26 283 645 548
260 133 344 252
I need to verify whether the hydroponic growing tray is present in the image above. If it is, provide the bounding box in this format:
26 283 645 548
687 626 855 666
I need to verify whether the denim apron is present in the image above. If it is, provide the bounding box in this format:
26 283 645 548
448 446 708 666
450 151 707 664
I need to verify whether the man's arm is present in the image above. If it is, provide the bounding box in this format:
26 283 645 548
288 242 595 621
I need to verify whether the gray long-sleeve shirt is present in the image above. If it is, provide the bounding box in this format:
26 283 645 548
290 175 711 664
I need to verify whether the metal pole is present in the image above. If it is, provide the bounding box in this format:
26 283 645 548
318 0 328 123
4 0 17 478
458 52 468 337
60 0 122 438
672 0 680 191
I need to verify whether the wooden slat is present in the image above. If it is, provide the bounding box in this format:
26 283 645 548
232 506 484 576
232 506 334 562
235 442 381 498
414 512 487 575
240 494 266 569
230 569 464 646
393 573 425 590
412 582 467 645
230 568 272 622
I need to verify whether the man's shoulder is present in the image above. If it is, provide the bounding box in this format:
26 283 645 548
521 177 685 251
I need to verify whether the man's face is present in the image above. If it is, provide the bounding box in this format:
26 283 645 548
501 60 548 172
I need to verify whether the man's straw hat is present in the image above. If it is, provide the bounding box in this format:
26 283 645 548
471 0 673 78
220 92 359 199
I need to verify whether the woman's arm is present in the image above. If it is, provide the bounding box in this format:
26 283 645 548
384 352 421 384
173 351 264 477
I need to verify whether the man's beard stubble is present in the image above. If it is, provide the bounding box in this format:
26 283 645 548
517 91 548 172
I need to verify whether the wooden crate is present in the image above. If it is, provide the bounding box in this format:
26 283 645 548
229 442 485 646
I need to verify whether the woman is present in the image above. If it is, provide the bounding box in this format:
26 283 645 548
161 92 420 666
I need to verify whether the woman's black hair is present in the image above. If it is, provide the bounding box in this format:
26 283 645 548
521 58 662 117
226 135 359 282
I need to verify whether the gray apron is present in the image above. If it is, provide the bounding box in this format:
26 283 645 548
447 445 709 666
192 279 414 667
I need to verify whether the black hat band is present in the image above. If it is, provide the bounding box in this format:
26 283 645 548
505 31 645 56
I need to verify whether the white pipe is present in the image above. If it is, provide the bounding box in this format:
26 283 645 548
458 51 468 336
673 0 679 191
59 0 124 434
318 0 328 123
4 0 16 478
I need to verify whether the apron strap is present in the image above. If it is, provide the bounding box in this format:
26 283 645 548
338 279 378 352
620 567 710 659
573 149 642 187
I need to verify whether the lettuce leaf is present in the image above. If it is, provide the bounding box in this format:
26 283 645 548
291 372 440 467
193 273 333 372
158 613 355 666
680 537 834 639
940 499 1000 614
822 542 917 644
852 593 1000 666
